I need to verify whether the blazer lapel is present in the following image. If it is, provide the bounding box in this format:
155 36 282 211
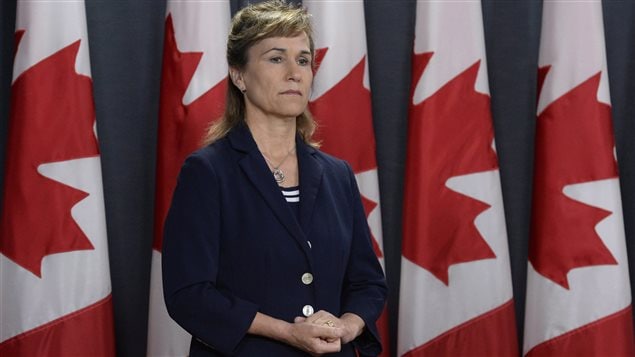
297 140 323 237
228 125 313 261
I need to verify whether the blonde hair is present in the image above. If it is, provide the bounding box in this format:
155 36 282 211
202 0 318 147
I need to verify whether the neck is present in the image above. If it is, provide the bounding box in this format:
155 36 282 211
246 116 296 156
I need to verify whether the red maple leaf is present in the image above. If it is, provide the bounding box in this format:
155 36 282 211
0 36 99 277
529 69 618 289
13 30 24 59
309 50 383 255
309 53 377 173
402 52 498 285
153 14 227 251
360 194 382 258
312 47 328 76
537 65 551 101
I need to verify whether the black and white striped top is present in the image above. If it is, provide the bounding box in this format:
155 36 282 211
280 186 300 222
281 186 299 203
281 186 300 220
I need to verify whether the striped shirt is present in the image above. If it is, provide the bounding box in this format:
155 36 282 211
281 186 300 203
281 186 300 221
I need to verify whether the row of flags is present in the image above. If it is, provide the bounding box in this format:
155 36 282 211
0 0 632 356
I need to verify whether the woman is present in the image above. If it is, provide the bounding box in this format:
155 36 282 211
162 1 387 356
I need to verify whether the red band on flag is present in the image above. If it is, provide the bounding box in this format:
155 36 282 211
0 295 116 356
403 300 518 357
526 305 635 357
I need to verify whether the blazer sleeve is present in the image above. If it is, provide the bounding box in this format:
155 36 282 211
340 163 388 356
162 153 259 355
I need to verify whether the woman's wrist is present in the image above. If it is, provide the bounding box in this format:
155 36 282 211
340 313 365 344
248 312 291 342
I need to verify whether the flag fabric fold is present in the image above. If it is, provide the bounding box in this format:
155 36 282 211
0 0 115 355
398 1 518 356
146 1 229 356
303 1 389 355
524 1 635 355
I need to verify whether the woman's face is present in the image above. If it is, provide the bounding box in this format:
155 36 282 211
235 33 313 122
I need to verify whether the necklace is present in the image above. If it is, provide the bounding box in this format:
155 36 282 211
261 146 295 184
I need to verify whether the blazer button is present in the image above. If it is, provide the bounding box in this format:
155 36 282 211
301 273 313 285
302 304 314 317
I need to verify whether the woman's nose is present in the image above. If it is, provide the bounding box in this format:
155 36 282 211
287 63 301 82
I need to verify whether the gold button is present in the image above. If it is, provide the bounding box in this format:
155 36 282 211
302 305 314 317
301 273 313 285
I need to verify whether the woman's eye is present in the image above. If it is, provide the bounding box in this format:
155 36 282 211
269 57 283 63
298 57 311 66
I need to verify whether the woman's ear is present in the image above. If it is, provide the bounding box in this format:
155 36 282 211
229 67 245 92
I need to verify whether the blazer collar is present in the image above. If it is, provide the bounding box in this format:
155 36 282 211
227 124 324 261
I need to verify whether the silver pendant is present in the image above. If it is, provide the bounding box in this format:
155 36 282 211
272 168 285 183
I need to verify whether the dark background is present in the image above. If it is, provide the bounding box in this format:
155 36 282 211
1 1 634 356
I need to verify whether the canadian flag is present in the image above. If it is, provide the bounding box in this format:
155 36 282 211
0 0 115 355
146 1 229 356
303 1 389 355
398 1 518 356
524 1 635 356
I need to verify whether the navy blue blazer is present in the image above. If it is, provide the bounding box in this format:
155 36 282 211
162 124 387 356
